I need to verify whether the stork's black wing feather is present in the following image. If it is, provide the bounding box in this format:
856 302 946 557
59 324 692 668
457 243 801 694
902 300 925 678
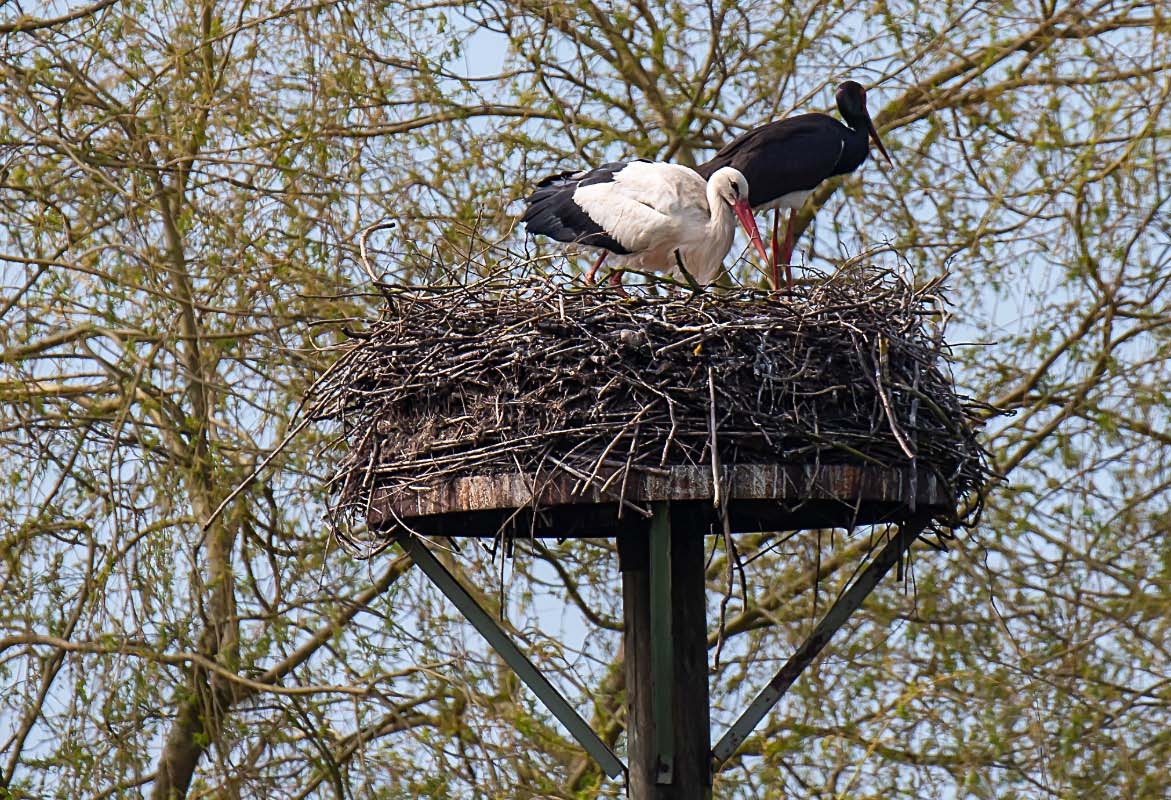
522 160 651 254
696 114 851 208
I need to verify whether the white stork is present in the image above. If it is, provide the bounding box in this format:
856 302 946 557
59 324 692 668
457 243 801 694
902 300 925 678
522 159 769 287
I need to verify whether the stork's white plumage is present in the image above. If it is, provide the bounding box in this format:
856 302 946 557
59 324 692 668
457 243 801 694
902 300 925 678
522 160 768 287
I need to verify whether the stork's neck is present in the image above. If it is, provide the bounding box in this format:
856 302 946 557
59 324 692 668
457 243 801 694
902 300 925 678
836 120 871 174
666 175 737 286
705 181 734 238
842 114 867 135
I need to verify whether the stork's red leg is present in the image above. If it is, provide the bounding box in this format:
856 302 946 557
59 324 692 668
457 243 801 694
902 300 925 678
780 208 797 288
607 268 628 297
770 209 782 290
585 252 608 284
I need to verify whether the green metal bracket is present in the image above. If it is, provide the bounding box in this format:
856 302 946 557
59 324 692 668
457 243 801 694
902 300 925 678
711 516 931 767
649 501 675 784
395 531 626 780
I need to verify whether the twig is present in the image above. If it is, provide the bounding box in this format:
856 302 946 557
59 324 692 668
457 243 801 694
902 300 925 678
708 366 722 509
358 222 397 285
202 417 312 531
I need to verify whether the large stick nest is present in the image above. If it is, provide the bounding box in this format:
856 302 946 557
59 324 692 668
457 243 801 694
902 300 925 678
307 266 996 549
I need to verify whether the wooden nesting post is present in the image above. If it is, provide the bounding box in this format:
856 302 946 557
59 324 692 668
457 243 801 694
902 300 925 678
310 274 991 797
370 464 948 798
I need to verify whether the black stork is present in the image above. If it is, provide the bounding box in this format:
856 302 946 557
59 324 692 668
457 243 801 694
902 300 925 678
695 80 893 289
522 159 769 288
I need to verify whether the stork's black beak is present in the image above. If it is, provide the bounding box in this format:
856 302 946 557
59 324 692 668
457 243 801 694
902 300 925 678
867 117 893 167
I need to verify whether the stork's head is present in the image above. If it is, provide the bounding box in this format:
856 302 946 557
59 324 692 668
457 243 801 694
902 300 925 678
709 167 769 266
836 81 893 167
710 166 750 208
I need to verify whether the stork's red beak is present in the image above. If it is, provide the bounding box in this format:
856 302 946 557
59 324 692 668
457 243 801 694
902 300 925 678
867 118 893 167
732 198 770 267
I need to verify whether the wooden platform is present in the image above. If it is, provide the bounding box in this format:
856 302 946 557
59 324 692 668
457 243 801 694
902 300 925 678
367 463 951 536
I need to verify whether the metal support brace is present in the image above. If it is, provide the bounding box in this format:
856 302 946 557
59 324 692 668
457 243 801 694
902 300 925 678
711 515 931 767
648 502 674 784
395 531 626 779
